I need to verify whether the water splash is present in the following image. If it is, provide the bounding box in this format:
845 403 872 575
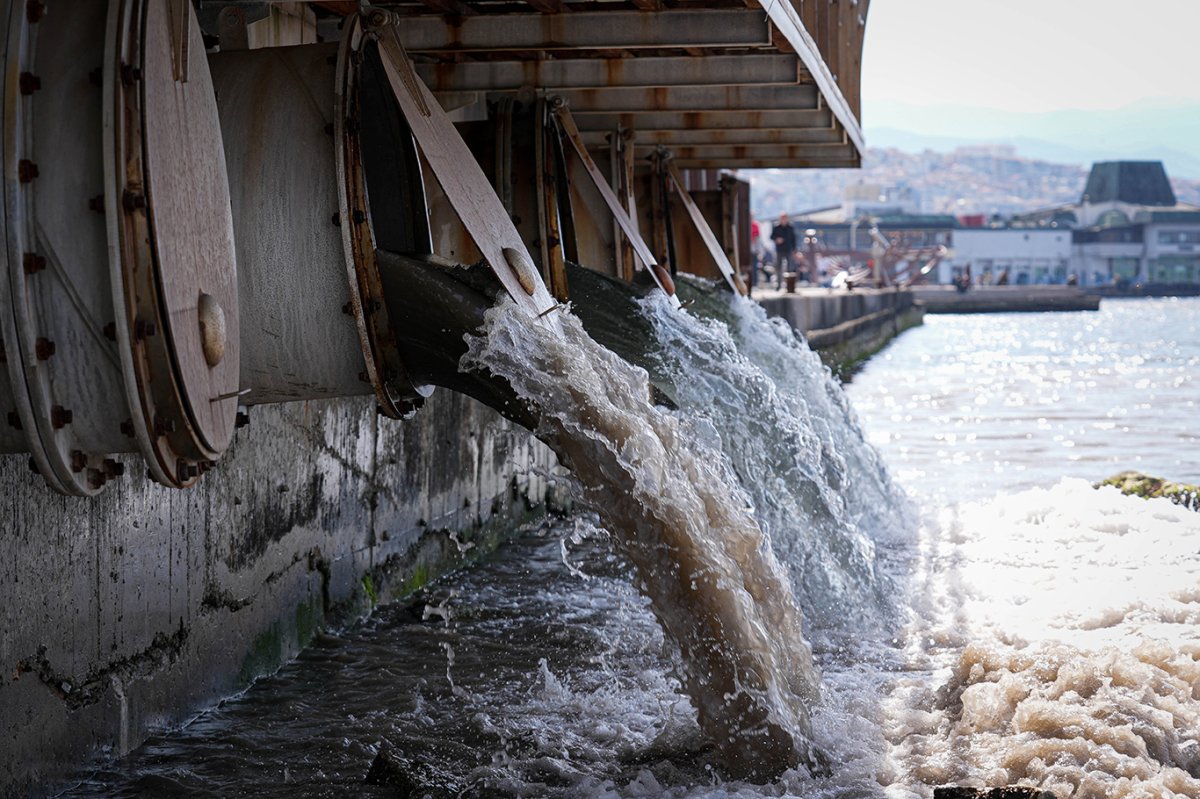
631 287 912 629
463 299 821 777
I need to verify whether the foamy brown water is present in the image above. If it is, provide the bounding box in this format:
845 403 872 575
885 480 1200 798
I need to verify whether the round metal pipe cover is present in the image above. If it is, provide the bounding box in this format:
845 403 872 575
106 0 239 487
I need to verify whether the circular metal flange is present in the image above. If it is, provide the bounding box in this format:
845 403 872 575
106 0 239 487
2 0 135 494
0 2 38 461
336 14 433 419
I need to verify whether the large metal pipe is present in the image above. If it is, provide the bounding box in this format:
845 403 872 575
210 30 433 416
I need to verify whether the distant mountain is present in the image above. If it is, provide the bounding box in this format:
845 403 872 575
746 146 1200 220
864 98 1200 179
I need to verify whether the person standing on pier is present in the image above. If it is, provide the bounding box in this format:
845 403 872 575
771 213 796 289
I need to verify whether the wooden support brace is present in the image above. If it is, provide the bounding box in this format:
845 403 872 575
536 99 571 301
666 161 747 296
372 14 558 322
553 102 678 305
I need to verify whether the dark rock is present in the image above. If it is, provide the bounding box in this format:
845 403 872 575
934 788 1057 799
364 746 459 798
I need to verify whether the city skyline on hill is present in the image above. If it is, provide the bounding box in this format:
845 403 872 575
746 147 1200 221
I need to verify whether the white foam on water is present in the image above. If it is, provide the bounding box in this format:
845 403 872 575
884 479 1200 797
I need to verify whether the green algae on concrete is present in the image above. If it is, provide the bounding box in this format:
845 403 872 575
1098 471 1199 511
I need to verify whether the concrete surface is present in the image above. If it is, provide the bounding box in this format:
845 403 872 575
755 286 923 373
0 392 559 797
912 285 1100 313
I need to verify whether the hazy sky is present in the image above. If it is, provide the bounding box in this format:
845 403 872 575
862 0 1200 114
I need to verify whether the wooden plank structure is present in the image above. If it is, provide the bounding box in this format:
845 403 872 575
289 0 869 171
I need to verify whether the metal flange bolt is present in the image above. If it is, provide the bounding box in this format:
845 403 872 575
23 253 45 274
50 405 72 429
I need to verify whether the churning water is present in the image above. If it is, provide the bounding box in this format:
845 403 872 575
67 296 1200 798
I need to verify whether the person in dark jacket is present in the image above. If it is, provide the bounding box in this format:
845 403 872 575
770 213 796 289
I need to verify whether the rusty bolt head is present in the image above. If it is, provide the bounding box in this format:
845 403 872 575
50 405 72 429
26 1 44 23
331 212 341 227
18 160 38 183
122 189 146 213
351 209 366 225
102 458 125 478
178 461 199 480
154 416 176 436
119 63 141 86
341 301 354 316
133 318 157 340
70 450 87 473
19 73 41 95
358 370 371 384
120 419 135 438
87 469 106 491
88 195 105 213
103 322 117 342
28 457 39 475
35 337 55 360
6 411 21 430
23 253 46 274
364 299 381 314
235 409 250 429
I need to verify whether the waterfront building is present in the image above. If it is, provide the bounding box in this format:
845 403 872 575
945 226 1073 285
789 161 1200 287
1015 161 1200 286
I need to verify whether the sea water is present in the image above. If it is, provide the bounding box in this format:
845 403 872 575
66 297 1200 797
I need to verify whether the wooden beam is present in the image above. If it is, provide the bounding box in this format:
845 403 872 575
579 125 845 147
401 10 772 52
550 84 819 113
415 54 802 93
414 0 479 17
752 0 864 154
569 108 833 132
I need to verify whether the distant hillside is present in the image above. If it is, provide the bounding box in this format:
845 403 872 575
863 99 1200 181
746 147 1200 219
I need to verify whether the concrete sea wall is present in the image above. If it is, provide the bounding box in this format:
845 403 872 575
758 287 923 374
0 393 558 797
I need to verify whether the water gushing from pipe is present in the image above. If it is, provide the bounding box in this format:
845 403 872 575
463 298 822 778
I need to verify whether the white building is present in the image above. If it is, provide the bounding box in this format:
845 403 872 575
943 227 1072 285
